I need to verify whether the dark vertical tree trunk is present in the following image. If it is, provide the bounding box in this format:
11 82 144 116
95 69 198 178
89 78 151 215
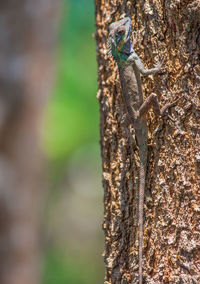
96 0 200 283
0 1 60 284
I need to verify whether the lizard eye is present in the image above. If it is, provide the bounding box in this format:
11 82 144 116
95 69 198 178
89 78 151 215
117 30 125 36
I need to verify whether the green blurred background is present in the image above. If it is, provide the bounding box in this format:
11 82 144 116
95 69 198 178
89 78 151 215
42 0 104 283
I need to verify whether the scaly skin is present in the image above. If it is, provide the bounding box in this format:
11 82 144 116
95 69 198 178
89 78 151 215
108 16 175 284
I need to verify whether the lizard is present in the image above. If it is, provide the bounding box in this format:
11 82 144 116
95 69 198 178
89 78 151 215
107 16 176 284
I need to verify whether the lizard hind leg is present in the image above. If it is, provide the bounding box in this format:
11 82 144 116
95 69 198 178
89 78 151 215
138 93 162 118
138 93 177 118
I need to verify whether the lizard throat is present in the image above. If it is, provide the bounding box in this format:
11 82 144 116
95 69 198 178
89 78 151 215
113 38 133 62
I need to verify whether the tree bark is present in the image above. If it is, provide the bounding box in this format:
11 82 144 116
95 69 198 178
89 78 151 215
95 0 200 283
0 1 60 284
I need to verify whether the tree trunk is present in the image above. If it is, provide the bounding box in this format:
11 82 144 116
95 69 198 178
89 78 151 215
0 1 60 284
95 1 200 283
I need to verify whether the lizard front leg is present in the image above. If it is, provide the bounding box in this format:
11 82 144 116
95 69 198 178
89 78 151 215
128 52 162 75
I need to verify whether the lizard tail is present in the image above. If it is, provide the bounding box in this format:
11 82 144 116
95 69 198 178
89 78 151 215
135 128 147 284
138 160 146 284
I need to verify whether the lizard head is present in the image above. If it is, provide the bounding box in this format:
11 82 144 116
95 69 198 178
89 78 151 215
107 17 133 61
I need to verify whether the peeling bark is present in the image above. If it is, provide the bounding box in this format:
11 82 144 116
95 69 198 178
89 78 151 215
95 0 200 283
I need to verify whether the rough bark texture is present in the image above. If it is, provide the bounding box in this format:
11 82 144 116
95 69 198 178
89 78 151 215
0 1 60 284
95 0 200 283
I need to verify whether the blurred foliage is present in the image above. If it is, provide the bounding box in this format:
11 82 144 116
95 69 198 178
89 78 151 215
43 249 102 284
42 0 103 283
42 0 98 161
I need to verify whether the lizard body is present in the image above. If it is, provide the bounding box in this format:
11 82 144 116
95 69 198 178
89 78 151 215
108 17 174 284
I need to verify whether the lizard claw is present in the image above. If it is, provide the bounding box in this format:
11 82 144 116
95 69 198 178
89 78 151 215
155 56 165 71
160 97 180 118
154 61 162 71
